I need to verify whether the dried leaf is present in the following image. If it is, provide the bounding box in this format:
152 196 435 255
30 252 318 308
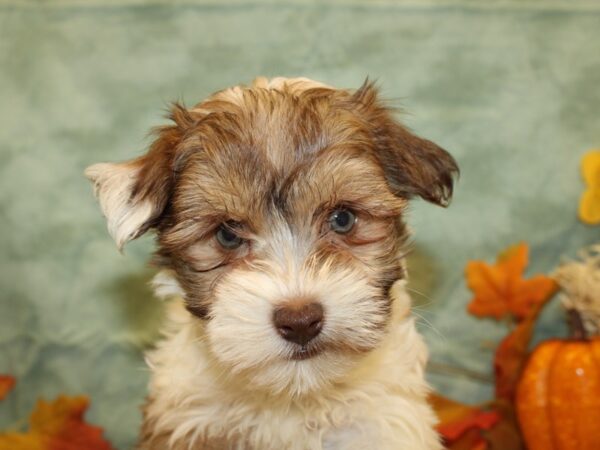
0 395 115 450
553 244 600 335
466 243 557 321
493 303 546 402
483 401 525 450
431 393 500 449
579 150 600 225
448 428 488 450
0 376 15 401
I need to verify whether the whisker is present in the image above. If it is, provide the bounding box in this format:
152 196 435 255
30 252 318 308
411 310 446 341
405 286 434 306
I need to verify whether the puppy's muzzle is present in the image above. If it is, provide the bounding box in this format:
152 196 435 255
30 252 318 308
273 302 323 346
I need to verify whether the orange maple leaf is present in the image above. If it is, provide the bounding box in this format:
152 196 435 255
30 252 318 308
466 243 557 321
0 395 115 450
0 376 15 401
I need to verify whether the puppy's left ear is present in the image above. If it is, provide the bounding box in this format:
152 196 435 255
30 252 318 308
352 82 459 207
85 104 197 250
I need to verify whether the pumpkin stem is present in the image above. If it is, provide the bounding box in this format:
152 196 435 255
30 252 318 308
568 308 588 340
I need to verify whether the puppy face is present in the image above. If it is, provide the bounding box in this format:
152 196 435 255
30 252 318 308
86 77 458 395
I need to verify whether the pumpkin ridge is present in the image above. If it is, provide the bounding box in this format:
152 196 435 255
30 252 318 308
517 340 562 450
545 342 562 450
590 340 600 373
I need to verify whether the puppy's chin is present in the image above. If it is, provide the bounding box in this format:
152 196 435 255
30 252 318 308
204 266 389 397
229 351 360 397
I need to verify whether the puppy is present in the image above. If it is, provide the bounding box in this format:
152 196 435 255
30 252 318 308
86 77 458 450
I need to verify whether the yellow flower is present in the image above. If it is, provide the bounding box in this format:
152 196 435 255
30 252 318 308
579 150 600 225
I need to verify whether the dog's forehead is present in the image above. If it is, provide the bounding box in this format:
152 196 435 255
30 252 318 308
187 77 364 171
174 78 399 222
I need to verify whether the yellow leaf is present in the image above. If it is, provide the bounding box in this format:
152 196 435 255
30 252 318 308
581 150 600 187
579 150 600 225
579 188 600 225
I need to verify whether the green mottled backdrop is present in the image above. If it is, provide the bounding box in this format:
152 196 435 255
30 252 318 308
1 0 599 448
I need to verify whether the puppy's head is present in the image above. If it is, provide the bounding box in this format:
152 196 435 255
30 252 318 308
86 77 458 395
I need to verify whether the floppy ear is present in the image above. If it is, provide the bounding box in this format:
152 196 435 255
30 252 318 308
85 104 196 250
352 82 459 207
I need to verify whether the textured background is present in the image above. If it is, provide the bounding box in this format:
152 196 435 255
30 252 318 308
1 0 599 448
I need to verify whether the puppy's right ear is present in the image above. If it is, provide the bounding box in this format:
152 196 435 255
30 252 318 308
85 104 197 250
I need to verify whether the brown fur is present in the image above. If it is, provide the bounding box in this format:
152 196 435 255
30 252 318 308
123 80 457 323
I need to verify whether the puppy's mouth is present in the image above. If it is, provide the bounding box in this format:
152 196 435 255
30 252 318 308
290 344 323 360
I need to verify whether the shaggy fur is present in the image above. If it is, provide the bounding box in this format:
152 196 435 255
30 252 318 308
86 77 458 450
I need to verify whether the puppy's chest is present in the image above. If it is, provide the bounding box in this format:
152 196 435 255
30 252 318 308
148 370 393 449
173 397 384 450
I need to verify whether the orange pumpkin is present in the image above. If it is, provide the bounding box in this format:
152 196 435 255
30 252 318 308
516 311 600 450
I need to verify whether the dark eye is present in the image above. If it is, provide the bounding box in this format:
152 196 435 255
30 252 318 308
216 223 243 249
329 209 356 234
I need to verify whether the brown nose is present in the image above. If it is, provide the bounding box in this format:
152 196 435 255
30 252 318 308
273 302 324 346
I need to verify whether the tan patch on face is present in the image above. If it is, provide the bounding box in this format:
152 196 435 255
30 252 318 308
281 147 406 223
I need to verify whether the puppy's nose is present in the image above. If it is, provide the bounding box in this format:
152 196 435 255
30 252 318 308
273 302 324 346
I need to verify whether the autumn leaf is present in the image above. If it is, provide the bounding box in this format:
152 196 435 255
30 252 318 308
493 301 548 402
0 376 15 401
0 395 115 450
579 150 600 225
431 393 500 449
483 400 524 450
449 428 488 450
466 243 557 321
436 242 554 449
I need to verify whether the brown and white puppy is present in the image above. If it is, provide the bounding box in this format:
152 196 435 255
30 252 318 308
86 77 458 450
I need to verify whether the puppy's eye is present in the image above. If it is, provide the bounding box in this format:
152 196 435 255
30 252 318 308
329 209 356 234
216 224 243 249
